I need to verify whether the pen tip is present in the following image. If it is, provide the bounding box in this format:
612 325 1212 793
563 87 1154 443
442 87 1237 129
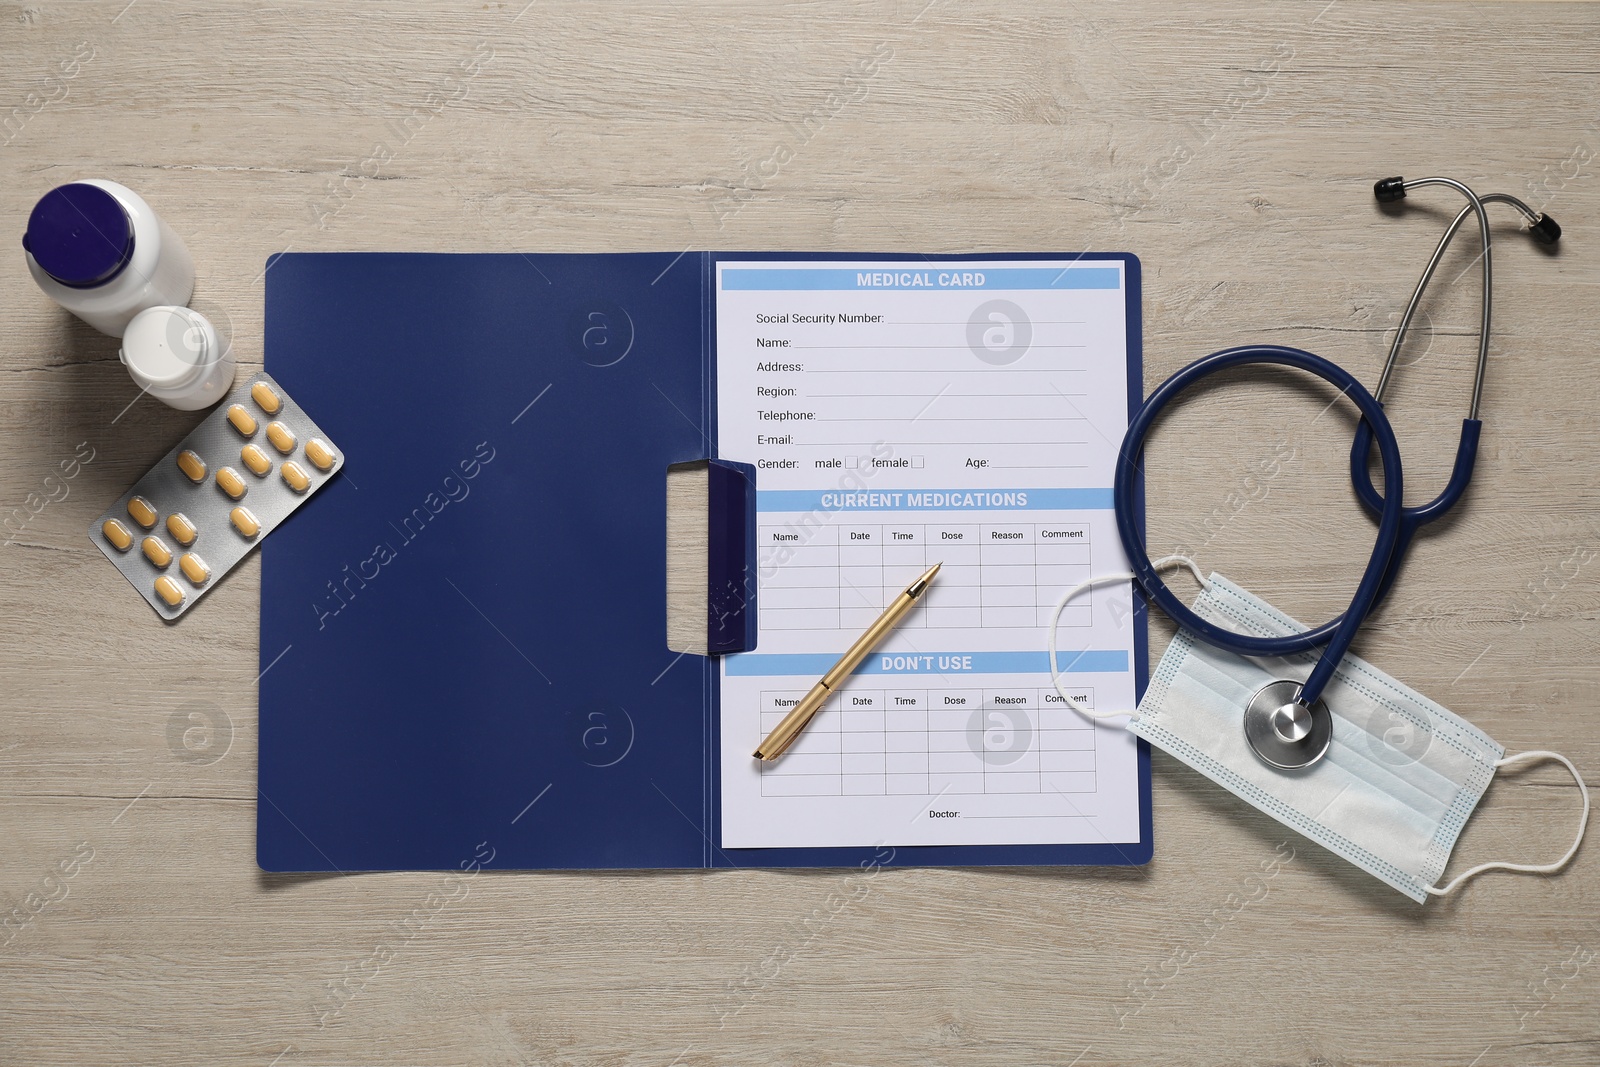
905 561 942 599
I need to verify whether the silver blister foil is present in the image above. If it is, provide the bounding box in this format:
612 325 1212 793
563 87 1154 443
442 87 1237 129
89 371 344 620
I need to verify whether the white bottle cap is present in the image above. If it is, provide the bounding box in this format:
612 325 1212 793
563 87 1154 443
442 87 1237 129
120 305 217 390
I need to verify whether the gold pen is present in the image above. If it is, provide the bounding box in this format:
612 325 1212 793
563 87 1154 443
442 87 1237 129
754 562 942 761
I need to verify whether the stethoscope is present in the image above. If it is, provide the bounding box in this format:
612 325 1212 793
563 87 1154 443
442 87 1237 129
1109 175 1560 770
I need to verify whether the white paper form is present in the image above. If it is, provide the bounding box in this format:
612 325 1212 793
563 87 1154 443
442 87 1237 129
715 259 1142 850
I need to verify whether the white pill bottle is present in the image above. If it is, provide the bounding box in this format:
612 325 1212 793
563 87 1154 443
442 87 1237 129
23 179 195 337
119 305 235 411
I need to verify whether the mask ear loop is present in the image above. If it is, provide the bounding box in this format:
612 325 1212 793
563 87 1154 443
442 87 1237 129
1048 554 1210 721
1426 750 1591 896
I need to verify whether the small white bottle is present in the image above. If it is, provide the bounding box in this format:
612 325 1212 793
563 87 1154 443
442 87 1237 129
23 179 196 336
119 306 235 410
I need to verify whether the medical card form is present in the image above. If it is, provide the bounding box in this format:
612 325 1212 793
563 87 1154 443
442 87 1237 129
716 258 1144 852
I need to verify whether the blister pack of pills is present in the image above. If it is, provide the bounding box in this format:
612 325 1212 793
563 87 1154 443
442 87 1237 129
89 371 344 620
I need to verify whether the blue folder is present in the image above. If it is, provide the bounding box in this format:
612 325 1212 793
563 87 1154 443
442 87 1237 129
258 251 1150 871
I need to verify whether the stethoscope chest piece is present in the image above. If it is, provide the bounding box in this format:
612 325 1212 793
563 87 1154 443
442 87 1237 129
1245 679 1333 769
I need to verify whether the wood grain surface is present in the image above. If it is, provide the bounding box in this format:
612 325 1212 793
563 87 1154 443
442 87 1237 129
3 2 1598 1064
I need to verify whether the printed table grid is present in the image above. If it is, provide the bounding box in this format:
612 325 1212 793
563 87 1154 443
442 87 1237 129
758 687 1098 797
759 521 1095 632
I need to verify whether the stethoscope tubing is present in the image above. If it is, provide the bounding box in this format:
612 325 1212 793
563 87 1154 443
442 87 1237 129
1344 192 1545 603
1110 179 1557 720
1113 344 1408 706
1348 415 1481 607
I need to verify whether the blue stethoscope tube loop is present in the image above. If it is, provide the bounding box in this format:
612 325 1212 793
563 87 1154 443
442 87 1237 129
1348 415 1481 606
1113 344 1407 707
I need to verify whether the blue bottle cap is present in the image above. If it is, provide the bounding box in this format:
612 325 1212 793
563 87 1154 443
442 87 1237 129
22 183 135 289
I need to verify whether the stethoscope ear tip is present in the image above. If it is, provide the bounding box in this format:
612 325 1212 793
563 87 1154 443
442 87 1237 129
1374 176 1408 204
1531 213 1562 244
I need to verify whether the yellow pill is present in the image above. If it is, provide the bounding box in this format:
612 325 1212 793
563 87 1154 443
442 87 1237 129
165 512 198 546
250 380 282 414
229 506 261 539
241 443 272 477
154 575 185 608
215 466 246 500
101 519 133 552
280 460 311 493
226 404 257 437
179 552 210 586
304 437 336 471
142 535 172 568
265 421 297 455
176 449 207 483
127 495 158 529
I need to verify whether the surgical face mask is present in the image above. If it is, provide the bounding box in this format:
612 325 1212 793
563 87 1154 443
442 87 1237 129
1049 564 1589 903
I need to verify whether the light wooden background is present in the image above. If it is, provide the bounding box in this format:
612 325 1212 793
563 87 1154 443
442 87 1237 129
3 2 1598 1064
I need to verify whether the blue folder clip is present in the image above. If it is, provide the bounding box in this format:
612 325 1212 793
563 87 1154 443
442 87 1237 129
694 458 758 655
